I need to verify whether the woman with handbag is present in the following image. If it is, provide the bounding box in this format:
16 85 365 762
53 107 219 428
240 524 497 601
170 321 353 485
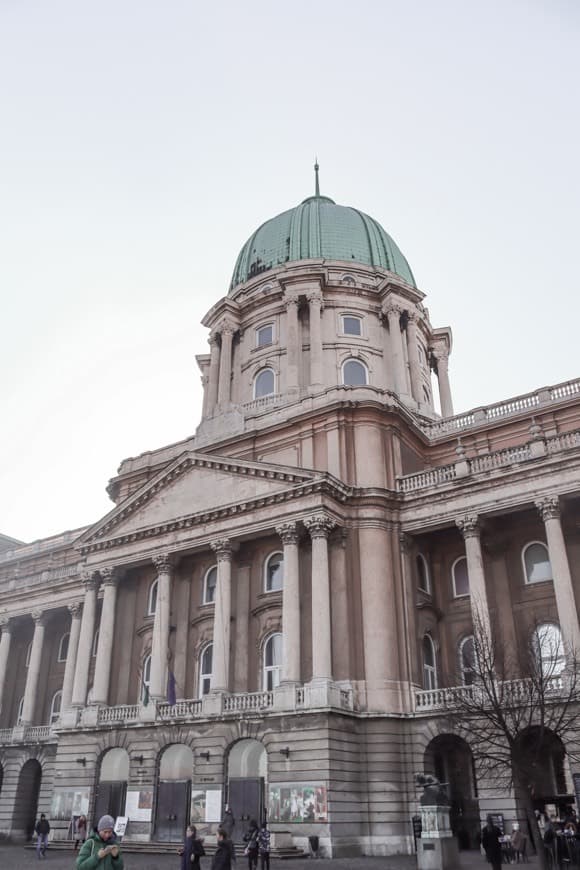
243 819 259 870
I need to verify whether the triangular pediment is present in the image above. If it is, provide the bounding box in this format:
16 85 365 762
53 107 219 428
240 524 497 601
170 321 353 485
79 452 317 548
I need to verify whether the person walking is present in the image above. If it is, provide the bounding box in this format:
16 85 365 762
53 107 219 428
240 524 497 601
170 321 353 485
35 814 50 859
76 814 123 869
481 815 503 870
74 815 87 852
212 826 234 870
221 805 235 840
257 821 270 870
180 824 206 870
243 819 259 870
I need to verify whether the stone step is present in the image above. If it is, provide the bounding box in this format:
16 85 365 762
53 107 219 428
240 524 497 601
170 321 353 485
27 841 306 859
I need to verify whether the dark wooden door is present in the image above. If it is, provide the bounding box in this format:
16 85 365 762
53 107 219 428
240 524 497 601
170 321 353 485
228 778 263 842
155 780 191 842
94 781 127 826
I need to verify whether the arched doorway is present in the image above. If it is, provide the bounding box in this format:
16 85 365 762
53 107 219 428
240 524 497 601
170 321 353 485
425 734 480 849
12 758 42 839
155 744 193 842
227 739 267 843
94 748 130 825
515 727 572 815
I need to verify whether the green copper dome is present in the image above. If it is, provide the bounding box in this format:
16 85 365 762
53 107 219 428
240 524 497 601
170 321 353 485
229 188 416 291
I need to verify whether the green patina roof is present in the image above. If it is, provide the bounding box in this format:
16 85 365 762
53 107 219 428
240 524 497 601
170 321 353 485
229 191 416 291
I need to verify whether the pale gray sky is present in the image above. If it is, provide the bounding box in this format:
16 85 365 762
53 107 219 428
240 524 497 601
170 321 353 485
1 0 579 542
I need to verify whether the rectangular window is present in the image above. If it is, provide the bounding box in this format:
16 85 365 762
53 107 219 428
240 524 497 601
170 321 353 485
256 324 273 347
342 315 362 336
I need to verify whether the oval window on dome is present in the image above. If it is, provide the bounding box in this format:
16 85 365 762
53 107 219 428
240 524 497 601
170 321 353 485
342 359 368 387
254 368 275 398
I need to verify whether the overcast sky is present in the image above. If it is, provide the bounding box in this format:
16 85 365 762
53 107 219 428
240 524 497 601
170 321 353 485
1 0 579 543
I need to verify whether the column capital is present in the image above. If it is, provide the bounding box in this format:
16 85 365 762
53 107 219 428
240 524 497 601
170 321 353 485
208 331 220 346
431 348 449 368
304 513 336 539
153 552 174 574
283 293 300 310
399 532 414 554
80 570 100 590
276 522 299 546
306 290 323 308
383 302 403 319
31 609 47 627
536 496 560 522
68 601 83 619
216 317 237 337
0 616 13 633
456 515 480 539
210 538 233 562
99 567 121 587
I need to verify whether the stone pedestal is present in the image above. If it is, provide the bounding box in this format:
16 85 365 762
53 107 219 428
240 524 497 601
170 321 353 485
417 805 460 870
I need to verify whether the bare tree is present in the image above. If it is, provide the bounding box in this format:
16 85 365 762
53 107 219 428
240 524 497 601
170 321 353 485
442 611 580 870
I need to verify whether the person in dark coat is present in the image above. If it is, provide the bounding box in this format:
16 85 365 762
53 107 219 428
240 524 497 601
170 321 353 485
212 827 234 870
180 826 195 870
481 815 503 870
35 814 50 859
221 806 235 839
243 819 259 870
257 822 271 870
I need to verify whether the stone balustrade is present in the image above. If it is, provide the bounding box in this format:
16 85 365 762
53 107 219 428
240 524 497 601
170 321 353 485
157 700 202 719
222 691 273 712
241 394 283 414
97 704 141 724
397 427 580 494
0 725 55 745
415 676 568 712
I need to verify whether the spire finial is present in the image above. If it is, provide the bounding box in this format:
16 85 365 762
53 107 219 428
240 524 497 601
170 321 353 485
314 158 320 197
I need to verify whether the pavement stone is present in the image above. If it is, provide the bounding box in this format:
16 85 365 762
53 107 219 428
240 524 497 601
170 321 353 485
0 844 541 869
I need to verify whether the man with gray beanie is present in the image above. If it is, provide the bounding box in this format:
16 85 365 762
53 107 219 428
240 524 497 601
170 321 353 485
76 814 123 870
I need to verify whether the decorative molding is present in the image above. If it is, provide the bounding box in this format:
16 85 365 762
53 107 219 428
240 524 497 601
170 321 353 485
210 539 232 562
536 496 560 522
0 616 12 632
456 515 480 539
153 553 174 574
304 513 336 539
68 602 83 619
99 567 121 587
31 609 46 626
399 532 413 555
276 522 299 546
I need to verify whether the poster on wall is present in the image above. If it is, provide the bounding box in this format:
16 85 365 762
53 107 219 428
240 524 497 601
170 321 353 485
124 788 154 822
204 789 223 823
268 783 327 823
51 789 90 822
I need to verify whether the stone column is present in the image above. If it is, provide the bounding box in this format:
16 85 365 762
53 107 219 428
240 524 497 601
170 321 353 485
385 304 408 396
217 323 234 408
329 529 351 681
276 522 301 684
456 516 492 638
536 497 580 652
406 313 423 404
149 553 173 701
233 563 251 692
92 569 120 706
61 602 82 711
304 514 335 682
399 533 420 690
174 574 191 701
72 573 99 707
0 618 13 717
210 539 233 692
200 372 210 418
284 295 300 394
21 610 47 725
308 292 324 390
207 333 220 415
434 350 454 417
358 524 400 710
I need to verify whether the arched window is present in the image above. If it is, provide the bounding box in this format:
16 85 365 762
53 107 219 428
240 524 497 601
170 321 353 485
342 358 368 386
341 314 362 336
265 552 283 592
416 554 431 594
92 629 99 657
203 566 217 605
254 368 275 398
199 644 213 697
533 623 565 676
141 654 151 702
256 323 274 347
522 542 553 584
263 633 283 691
459 636 476 686
148 579 158 615
25 642 32 668
422 635 437 690
49 691 62 724
57 633 70 663
16 696 24 725
452 556 470 597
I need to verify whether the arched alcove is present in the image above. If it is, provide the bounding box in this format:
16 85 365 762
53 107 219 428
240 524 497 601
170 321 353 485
227 739 267 842
94 747 130 824
425 734 479 850
155 744 194 843
12 758 42 839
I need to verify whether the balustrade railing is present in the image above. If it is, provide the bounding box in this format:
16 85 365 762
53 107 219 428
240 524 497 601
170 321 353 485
97 705 140 724
241 394 283 414
547 430 580 453
469 444 531 473
0 728 13 744
397 464 456 493
158 700 202 720
24 725 53 742
415 676 568 712
222 692 273 712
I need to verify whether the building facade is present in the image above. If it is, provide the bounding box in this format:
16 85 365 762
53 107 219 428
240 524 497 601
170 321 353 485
1 179 580 855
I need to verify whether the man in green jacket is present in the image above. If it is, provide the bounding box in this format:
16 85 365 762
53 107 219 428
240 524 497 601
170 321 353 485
76 815 123 870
